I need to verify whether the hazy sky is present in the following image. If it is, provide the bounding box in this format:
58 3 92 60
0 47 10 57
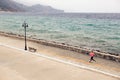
14 0 120 13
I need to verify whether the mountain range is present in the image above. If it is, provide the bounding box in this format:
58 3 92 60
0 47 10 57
0 0 64 13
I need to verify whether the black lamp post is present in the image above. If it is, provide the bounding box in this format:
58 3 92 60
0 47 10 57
22 21 28 50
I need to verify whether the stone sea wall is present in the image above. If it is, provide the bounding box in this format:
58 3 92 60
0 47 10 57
0 31 120 63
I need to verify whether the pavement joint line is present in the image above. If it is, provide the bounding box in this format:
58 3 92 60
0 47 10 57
0 43 120 79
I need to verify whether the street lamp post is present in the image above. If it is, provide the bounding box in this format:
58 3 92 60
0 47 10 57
22 21 28 50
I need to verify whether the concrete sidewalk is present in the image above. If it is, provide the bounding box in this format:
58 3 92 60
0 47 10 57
0 46 118 80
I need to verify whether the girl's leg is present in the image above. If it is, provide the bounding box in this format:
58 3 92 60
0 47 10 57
89 57 92 62
92 57 96 62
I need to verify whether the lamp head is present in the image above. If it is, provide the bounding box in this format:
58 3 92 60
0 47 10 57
22 21 28 27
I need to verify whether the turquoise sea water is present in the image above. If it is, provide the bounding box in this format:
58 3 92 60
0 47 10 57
0 13 120 54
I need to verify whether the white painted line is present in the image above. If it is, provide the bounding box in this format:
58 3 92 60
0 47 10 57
0 43 120 79
32 53 120 79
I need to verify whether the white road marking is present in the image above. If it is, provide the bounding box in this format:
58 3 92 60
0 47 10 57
0 43 120 79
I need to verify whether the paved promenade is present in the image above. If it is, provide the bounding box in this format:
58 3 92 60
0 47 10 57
0 45 118 80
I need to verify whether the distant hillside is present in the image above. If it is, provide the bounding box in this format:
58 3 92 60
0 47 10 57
0 0 64 13
0 0 25 11
27 4 64 13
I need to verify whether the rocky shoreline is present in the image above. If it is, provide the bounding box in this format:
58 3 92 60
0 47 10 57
0 31 120 63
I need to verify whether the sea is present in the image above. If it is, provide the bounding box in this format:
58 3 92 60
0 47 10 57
0 12 120 54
